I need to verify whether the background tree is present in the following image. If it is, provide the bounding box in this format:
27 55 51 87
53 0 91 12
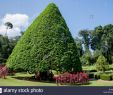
74 37 83 57
90 24 113 64
77 24 113 65
0 22 21 64
4 22 13 36
93 49 102 63
0 35 17 63
90 26 103 50
80 51 92 65
79 30 90 52
96 55 109 72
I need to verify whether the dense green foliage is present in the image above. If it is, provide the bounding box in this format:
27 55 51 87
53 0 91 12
0 35 17 63
96 55 109 72
79 24 113 64
7 3 82 73
79 30 90 52
81 51 93 65
74 38 83 57
91 24 113 64
100 74 111 81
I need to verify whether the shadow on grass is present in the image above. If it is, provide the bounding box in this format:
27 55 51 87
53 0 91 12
11 76 55 83
11 76 92 86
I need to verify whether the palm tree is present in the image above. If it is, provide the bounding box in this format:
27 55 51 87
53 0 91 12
4 22 13 36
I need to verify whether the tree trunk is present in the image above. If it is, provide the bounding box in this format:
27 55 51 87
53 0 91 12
35 71 54 81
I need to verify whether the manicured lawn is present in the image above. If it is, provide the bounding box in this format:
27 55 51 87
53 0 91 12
0 73 56 86
83 79 113 86
82 65 113 86
82 65 96 71
0 72 113 86
83 64 113 71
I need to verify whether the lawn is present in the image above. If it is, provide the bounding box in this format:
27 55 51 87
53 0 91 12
82 65 96 71
0 72 113 86
83 79 113 86
0 73 56 86
83 64 113 71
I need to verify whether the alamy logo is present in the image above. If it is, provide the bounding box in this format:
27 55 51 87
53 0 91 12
0 88 2 93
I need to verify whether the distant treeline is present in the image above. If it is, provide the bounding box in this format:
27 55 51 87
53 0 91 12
0 35 21 63
75 24 113 65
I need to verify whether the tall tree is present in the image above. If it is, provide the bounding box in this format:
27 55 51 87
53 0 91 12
79 30 90 52
4 22 13 36
74 37 83 57
90 24 113 64
90 25 103 50
0 35 17 63
7 3 82 79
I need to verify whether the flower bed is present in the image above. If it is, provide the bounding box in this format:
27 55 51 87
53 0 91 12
54 72 89 85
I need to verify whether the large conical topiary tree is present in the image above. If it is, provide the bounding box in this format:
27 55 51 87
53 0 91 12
6 3 82 78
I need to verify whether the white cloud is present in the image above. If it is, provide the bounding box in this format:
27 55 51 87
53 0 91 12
0 25 6 35
2 14 29 27
0 13 29 38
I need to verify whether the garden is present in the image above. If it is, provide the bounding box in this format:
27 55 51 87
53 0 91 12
0 3 113 86
1 66 113 86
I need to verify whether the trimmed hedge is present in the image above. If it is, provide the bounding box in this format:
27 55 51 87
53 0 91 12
6 3 82 73
94 72 113 80
100 74 112 81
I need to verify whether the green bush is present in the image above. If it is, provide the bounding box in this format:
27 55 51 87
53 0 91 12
96 55 109 72
6 3 82 73
100 74 112 81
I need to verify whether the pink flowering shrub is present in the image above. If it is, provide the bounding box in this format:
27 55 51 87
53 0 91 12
55 72 89 85
0 65 8 78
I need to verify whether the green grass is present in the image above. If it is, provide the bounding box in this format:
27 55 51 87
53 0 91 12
83 79 113 86
82 65 96 71
82 65 113 86
0 72 113 86
0 73 56 86
83 64 113 71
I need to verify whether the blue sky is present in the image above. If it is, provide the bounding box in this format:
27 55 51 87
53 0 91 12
0 0 113 38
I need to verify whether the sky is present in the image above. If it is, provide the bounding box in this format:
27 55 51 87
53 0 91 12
0 0 113 38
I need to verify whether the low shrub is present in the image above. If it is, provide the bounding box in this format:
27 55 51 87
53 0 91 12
100 74 112 81
88 73 94 78
0 65 8 78
55 72 89 85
